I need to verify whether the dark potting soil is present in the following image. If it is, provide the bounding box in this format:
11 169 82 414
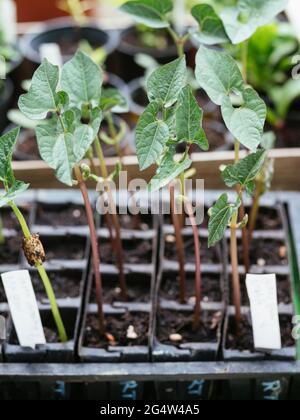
91 272 151 304
0 236 21 265
14 132 39 160
43 235 87 261
0 206 30 231
31 270 83 301
241 238 288 266
35 203 87 226
160 273 222 303
165 235 220 265
84 312 149 348
122 27 172 51
226 314 295 352
0 283 6 302
274 121 300 149
103 213 153 231
244 206 283 230
157 310 220 345
99 237 153 265
229 275 292 306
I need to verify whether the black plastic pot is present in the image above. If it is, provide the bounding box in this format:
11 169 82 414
0 78 14 132
19 18 120 66
113 26 194 82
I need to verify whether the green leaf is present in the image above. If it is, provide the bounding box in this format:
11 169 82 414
120 0 172 28
147 57 187 107
61 50 103 107
221 0 289 44
195 46 244 105
0 127 20 182
148 154 192 192
261 131 276 151
36 118 94 186
269 78 300 120
138 120 169 170
221 87 266 151
191 4 229 45
0 181 29 208
208 193 236 247
18 59 59 120
100 88 129 113
176 85 208 151
222 150 266 194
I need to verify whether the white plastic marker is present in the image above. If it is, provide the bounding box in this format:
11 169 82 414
39 43 63 68
286 0 300 43
0 316 6 343
1 270 46 349
246 274 281 351
0 0 17 44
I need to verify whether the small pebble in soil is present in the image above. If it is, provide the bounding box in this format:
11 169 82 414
141 223 148 231
210 312 222 330
105 333 116 346
114 287 122 295
72 209 82 219
188 296 196 305
279 246 287 259
203 296 209 303
166 235 176 243
257 258 266 267
127 325 138 340
169 333 183 343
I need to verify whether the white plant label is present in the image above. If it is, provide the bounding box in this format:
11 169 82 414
0 315 6 343
246 273 281 351
1 270 46 349
39 43 63 68
0 0 17 44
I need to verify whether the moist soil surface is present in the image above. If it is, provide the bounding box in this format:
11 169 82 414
31 270 83 301
0 207 30 230
99 238 153 265
230 275 292 306
226 315 295 352
103 213 153 231
122 27 173 51
84 312 149 348
160 273 222 303
240 238 288 266
14 132 39 160
157 310 220 345
43 235 87 260
244 206 283 230
165 235 220 265
35 204 87 226
0 237 21 265
91 272 151 304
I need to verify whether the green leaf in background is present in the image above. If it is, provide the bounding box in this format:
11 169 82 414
220 0 289 44
261 131 276 151
0 127 20 182
18 59 59 120
36 118 94 186
191 3 229 45
120 0 173 28
269 78 300 121
147 57 187 107
138 120 170 170
61 50 103 107
208 193 236 247
100 88 129 113
176 85 209 151
221 87 266 151
148 153 192 192
195 46 244 105
0 181 29 208
7 109 38 130
222 150 267 195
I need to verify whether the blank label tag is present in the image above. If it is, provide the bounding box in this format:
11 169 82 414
0 316 6 343
39 43 63 67
1 270 46 349
246 274 281 351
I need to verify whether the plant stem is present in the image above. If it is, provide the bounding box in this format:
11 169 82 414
241 40 248 83
94 136 127 300
230 211 242 332
185 199 202 331
74 166 105 335
170 184 186 304
249 181 263 241
0 214 5 245
106 112 122 160
9 201 68 342
166 27 188 58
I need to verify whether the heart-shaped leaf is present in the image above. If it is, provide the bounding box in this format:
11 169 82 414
221 0 289 44
138 120 170 170
176 85 209 151
120 0 172 28
208 193 236 247
18 59 59 120
221 87 266 151
191 4 229 45
147 57 187 107
0 181 29 208
0 127 20 183
195 46 244 105
61 50 103 107
149 153 192 191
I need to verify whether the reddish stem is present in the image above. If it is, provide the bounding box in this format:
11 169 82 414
170 184 186 304
74 166 105 335
239 199 250 274
185 199 202 331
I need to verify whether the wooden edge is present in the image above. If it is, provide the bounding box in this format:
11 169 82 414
12 148 300 191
